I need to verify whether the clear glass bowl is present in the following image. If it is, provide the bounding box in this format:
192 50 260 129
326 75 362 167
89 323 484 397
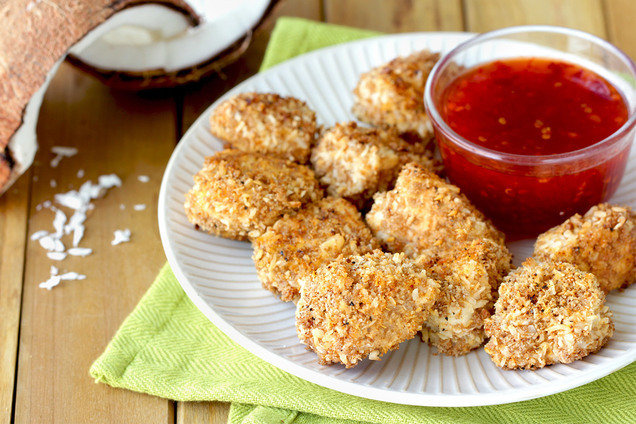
424 26 636 239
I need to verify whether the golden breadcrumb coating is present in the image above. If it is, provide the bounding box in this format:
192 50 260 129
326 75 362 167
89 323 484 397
296 251 440 368
420 238 512 356
209 92 317 163
184 150 322 241
252 197 379 302
311 122 439 208
484 258 613 370
366 163 505 259
534 203 635 293
352 50 439 144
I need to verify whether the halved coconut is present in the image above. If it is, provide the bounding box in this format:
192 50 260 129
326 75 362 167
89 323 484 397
67 0 277 89
2 0 267 195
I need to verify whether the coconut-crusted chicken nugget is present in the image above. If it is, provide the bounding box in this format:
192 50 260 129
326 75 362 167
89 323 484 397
296 251 440 368
484 259 613 370
366 163 504 259
311 122 439 209
184 150 322 241
352 50 439 144
252 197 379 302
420 238 512 356
534 203 635 293
209 92 317 163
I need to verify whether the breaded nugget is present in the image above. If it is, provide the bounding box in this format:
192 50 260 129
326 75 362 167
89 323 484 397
311 122 439 208
484 259 613 370
184 150 322 240
534 203 635 293
352 50 439 144
296 251 440 367
366 163 504 259
209 92 317 163
253 197 379 302
420 239 512 356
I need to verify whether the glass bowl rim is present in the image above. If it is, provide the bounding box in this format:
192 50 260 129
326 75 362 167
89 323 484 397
423 25 636 166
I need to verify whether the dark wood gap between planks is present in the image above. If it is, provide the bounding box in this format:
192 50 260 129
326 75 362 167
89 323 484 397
9 170 34 424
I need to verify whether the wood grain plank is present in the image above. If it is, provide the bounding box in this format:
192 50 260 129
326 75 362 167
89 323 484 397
325 0 464 31
177 402 230 424
464 0 606 36
13 63 176 424
0 175 29 424
604 0 636 58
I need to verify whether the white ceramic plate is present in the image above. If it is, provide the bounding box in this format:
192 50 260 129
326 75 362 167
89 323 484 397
158 33 636 406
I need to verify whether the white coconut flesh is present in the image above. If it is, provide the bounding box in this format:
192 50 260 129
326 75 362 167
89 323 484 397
0 0 199 195
70 0 270 72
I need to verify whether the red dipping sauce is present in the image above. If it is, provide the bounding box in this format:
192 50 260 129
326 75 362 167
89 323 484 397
435 57 631 239
443 58 628 155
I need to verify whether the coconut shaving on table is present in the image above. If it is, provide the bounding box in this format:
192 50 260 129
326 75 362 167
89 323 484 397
32 172 124 289
31 147 141 289
50 146 78 168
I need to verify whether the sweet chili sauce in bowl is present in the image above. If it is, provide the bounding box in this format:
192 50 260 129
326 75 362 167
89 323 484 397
424 26 636 239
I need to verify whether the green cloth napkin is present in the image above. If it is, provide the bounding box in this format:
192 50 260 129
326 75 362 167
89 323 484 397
91 17 636 424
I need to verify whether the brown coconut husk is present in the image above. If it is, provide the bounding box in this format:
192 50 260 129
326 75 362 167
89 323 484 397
0 0 198 190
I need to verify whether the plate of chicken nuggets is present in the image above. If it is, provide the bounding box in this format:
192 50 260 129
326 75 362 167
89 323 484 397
158 33 636 406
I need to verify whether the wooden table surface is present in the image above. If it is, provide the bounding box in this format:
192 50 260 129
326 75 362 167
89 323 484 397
1 0 634 422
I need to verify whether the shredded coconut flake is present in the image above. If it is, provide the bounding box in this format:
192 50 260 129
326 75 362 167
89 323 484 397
98 174 122 189
39 267 86 290
54 239 65 252
39 235 58 251
120 204 126 210
51 146 78 156
79 181 102 200
66 211 87 246
47 251 67 261
111 229 131 246
59 272 86 281
72 225 85 247
67 247 92 257
55 192 85 210
50 146 78 168
30 230 49 241
137 175 150 183
52 209 67 237
133 204 146 211
65 211 86 235
77 169 84 178
39 275 61 290
34 173 124 288
50 179 57 188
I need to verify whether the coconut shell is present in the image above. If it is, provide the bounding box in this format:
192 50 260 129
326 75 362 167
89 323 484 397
0 0 198 191
66 0 281 90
